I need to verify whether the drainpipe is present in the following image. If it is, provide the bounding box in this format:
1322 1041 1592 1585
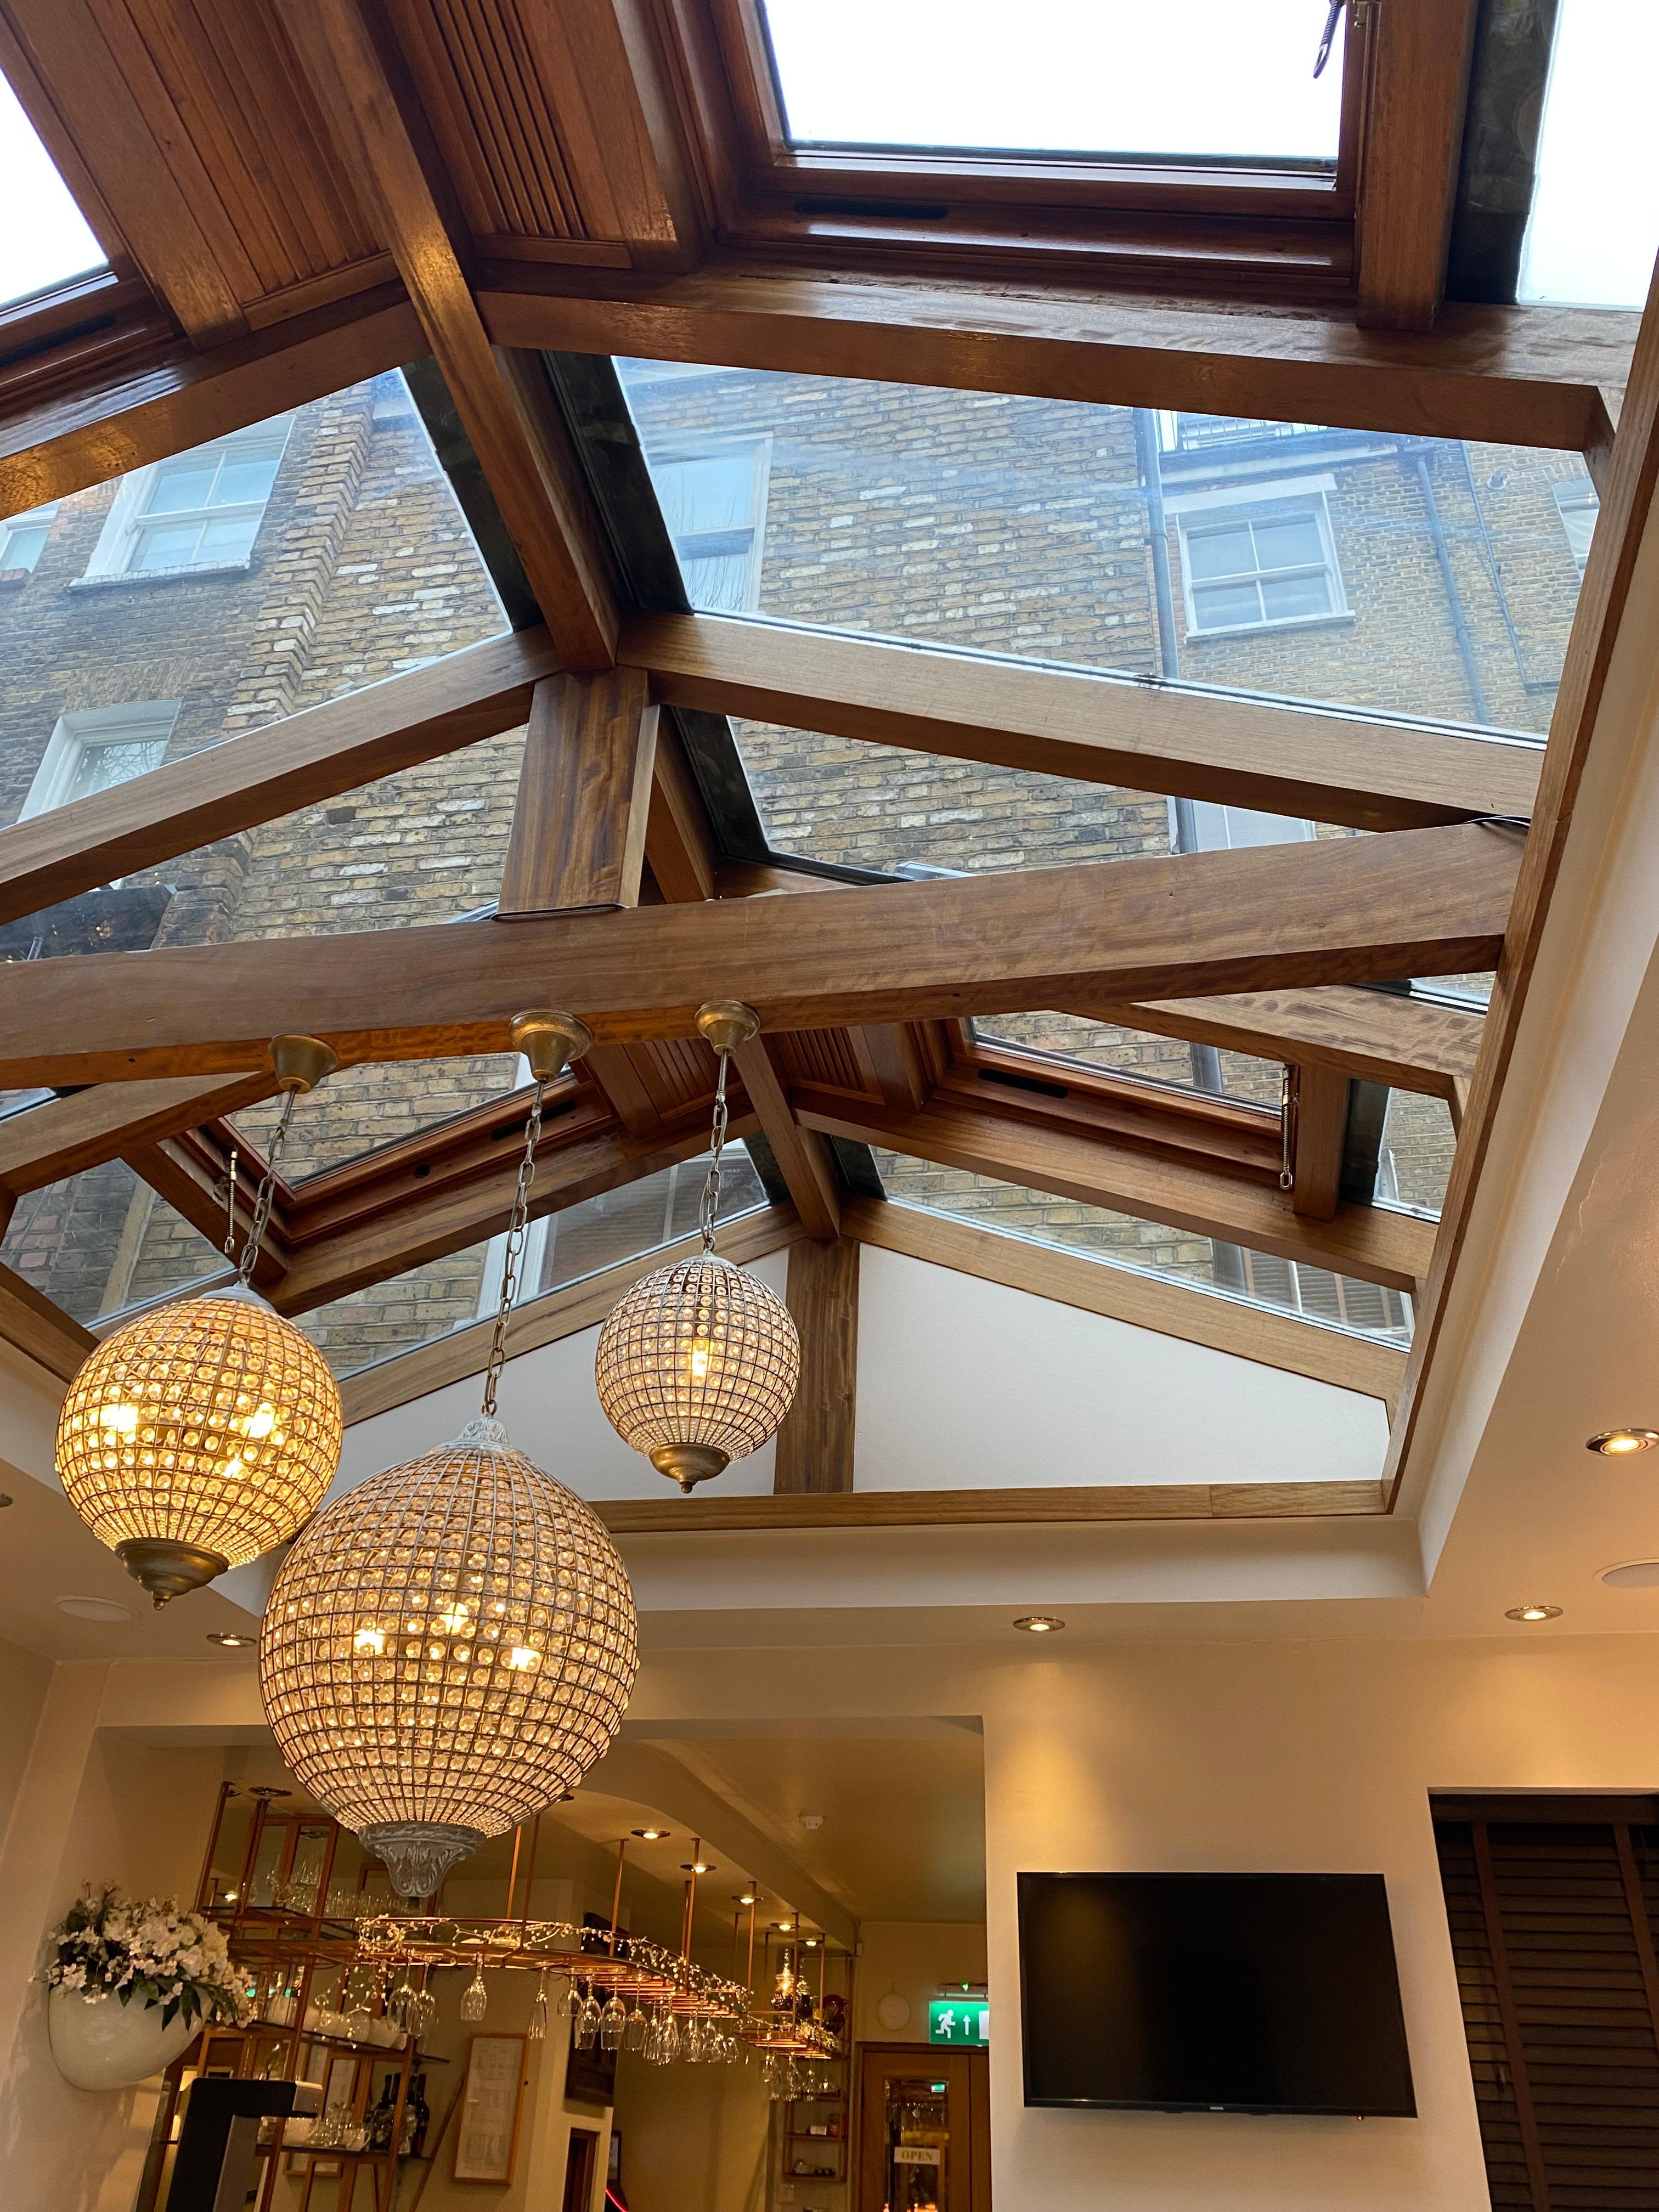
1133 410 1227 1101
1407 444 1490 725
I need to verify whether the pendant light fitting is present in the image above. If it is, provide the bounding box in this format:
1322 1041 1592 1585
260 1010 638 1904
595 1001 800 1493
55 1036 344 1607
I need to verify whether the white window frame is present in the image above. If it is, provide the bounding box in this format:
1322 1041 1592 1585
1175 486 1348 639
1553 479 1599 573
80 415 294 582
19 699 180 821
0 500 57 573
648 434 772 613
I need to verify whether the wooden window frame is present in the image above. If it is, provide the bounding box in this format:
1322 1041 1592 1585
651 0 1391 287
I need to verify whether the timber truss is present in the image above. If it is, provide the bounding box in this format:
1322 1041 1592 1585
0 0 1654 1532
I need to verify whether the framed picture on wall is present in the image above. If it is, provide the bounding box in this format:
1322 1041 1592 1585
453 2033 528 2186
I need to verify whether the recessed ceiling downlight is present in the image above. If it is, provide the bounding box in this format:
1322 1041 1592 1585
1587 1429 1659 1455
1505 1602 1564 1622
1601 1561 1659 1588
56 1595 133 1623
1013 1614 1065 1633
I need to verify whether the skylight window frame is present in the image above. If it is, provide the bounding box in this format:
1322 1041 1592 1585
658 0 1377 252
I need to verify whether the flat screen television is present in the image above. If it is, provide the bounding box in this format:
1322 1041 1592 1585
1017 1871 1415 2115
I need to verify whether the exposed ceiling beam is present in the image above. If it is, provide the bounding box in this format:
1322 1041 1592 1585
0 1075 272 1197
0 1259 97 1383
1093 987 1483 1099
627 611 1542 834
0 287 421 521
1288 1063 1349 1224
0 626 560 929
592 1480 1388 1534
281 0 618 668
0 824 1521 1087
731 1037 841 1241
480 262 1631 457
795 1091 1435 1293
772 1237 859 1494
497 670 658 916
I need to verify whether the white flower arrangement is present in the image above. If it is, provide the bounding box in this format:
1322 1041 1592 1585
41 1884 250 2030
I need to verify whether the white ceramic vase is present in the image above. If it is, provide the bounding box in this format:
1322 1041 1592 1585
48 1984 197 2092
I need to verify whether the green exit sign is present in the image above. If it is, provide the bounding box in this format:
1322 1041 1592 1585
928 1999 989 2047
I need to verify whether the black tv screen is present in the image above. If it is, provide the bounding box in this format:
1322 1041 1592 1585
1018 1872 1415 2115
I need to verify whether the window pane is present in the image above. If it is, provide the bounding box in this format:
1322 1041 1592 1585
197 512 261 563
213 454 283 506
1521 0 1659 307
972 1011 1282 1108
143 461 218 516
3 524 48 572
298 1144 768 1380
0 1159 227 1324
230 1056 524 1182
128 521 201 572
757 0 1344 166
1379 1089 1455 1220
872 1155 1412 1347
681 550 754 613
1184 524 1254 580
0 72 105 310
1191 580 1260 629
63 738 168 805
656 450 760 534
1259 571 1333 622
617 363 1590 744
1252 513 1324 569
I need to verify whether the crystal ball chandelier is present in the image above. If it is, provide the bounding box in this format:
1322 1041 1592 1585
54 1037 343 1605
259 1413 638 1900
258 1013 639 1899
595 1003 799 1491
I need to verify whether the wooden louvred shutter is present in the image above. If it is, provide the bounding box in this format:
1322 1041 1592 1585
1435 1804 1659 2211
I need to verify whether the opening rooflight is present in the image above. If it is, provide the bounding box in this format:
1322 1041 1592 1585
0 72 105 311
756 0 1343 167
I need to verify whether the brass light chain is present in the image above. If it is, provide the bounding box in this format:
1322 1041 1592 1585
481 1075 547 1421
697 1049 733 1255
237 1089 300 1286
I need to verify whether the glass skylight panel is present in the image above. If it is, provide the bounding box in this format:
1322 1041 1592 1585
873 1155 1413 1347
757 0 1344 166
230 1054 525 1183
616 362 1590 750
0 72 105 311
1378 1091 1454 1221
1521 0 1659 308
1 1160 226 1324
300 1144 767 1380
972 1012 1281 1108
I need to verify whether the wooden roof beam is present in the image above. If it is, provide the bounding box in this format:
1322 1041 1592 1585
627 611 1543 833
281 0 618 669
479 262 1631 459
794 1091 1434 1295
0 625 560 929
1088 987 1484 1101
0 823 1522 1089
0 1075 273 1198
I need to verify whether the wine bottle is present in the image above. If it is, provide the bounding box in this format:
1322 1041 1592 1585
409 2073 431 2159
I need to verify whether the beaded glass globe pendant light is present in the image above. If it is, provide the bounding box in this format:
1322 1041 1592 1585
595 1001 800 1492
259 1012 640 1902
55 1036 344 1606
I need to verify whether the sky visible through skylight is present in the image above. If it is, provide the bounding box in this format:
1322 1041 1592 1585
759 0 1343 163
0 72 105 312
1521 0 1659 309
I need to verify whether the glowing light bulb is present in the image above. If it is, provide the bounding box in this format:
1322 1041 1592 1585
507 1646 539 1671
353 1627 386 1656
98 1403 140 1436
242 1404 278 1440
689 1340 712 1381
435 1602 470 1634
